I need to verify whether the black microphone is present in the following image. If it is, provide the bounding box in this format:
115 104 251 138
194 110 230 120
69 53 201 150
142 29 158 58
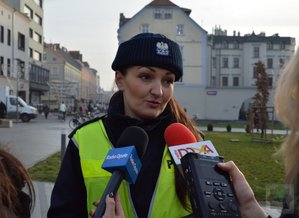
94 126 148 218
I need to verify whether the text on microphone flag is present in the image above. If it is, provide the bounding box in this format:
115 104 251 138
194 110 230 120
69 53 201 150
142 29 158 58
168 140 219 165
101 146 141 183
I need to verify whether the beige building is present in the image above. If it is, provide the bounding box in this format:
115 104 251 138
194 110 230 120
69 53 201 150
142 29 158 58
0 0 30 101
117 0 208 85
115 0 296 120
43 43 81 110
2 0 49 105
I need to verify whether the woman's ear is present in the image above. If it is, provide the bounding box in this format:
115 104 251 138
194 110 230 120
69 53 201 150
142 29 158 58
115 71 124 91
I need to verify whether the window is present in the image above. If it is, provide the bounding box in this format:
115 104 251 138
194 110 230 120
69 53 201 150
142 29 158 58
268 77 273 87
233 77 239 86
29 28 33 38
253 66 258 78
18 32 25 51
280 43 285 49
164 9 172 19
141 24 149 33
267 58 273 69
211 76 216 86
212 57 216 68
24 5 33 18
7 29 11 45
154 9 162 19
279 58 284 68
253 47 259 58
33 13 42 26
222 57 228 68
233 41 239 49
29 48 33 58
33 50 42 61
0 56 3 75
267 42 273 50
176 24 184 35
233 57 239 68
33 32 42 43
7 58 11 77
222 41 228 49
33 0 42 8
0 25 3 43
222 77 228 86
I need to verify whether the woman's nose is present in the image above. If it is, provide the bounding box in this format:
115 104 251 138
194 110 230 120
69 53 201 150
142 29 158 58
150 81 163 97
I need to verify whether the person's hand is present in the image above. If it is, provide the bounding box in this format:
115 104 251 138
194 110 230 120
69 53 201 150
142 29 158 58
90 193 125 218
217 161 268 218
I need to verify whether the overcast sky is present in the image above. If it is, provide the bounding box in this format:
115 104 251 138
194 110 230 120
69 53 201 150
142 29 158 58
43 0 299 91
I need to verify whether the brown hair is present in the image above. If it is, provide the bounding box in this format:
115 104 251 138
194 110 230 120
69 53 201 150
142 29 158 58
169 98 203 211
116 68 203 211
0 147 35 217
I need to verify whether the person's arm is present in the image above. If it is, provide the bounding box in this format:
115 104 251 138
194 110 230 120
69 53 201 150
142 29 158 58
47 140 88 218
217 161 268 218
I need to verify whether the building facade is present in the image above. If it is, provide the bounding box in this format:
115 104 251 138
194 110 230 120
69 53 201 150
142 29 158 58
2 0 49 105
117 0 208 85
43 43 81 111
0 0 31 101
116 0 296 120
208 28 296 89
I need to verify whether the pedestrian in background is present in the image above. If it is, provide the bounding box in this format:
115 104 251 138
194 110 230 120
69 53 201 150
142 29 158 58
43 104 50 119
59 101 66 121
0 100 7 119
0 147 35 218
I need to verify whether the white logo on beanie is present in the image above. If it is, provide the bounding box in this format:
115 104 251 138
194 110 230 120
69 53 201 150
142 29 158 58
156 42 169 56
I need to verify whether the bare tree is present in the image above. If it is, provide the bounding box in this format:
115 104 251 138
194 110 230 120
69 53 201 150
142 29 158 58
253 61 269 138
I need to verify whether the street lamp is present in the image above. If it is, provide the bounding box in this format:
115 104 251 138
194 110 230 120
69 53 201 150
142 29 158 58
15 58 22 122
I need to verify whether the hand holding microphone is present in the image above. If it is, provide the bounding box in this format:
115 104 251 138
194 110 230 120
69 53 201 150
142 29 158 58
93 126 148 218
164 123 241 218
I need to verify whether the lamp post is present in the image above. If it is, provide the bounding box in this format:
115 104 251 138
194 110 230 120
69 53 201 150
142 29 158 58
15 58 22 123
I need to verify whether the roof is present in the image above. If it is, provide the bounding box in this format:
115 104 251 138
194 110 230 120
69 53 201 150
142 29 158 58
44 43 82 70
210 32 295 45
119 0 192 28
146 0 179 7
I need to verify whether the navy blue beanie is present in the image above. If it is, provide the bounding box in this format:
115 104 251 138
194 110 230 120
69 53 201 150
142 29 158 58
111 33 182 81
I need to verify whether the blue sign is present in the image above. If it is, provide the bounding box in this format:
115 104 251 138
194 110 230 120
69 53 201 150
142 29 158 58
102 146 142 184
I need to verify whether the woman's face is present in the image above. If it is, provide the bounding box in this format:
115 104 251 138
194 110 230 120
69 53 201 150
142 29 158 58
116 66 175 120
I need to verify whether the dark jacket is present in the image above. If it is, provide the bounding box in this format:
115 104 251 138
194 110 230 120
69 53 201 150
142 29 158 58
0 101 7 118
48 91 174 218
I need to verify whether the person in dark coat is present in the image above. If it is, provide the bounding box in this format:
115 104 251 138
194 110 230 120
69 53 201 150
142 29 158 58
43 104 50 119
0 101 7 119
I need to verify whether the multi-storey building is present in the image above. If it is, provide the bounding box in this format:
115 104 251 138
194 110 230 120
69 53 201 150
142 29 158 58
1 0 49 105
0 0 31 101
208 28 296 89
117 0 208 85
43 43 81 111
68 51 98 103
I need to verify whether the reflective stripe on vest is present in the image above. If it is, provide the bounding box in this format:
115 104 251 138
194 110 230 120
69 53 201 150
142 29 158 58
73 119 191 218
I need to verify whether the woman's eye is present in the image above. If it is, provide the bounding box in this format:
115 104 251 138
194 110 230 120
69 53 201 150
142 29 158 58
139 74 151 81
164 79 174 86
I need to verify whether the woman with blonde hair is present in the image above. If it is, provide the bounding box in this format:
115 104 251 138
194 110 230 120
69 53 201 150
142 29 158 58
218 48 299 218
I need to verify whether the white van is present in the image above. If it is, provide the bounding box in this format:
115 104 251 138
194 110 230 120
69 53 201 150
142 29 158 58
0 85 38 122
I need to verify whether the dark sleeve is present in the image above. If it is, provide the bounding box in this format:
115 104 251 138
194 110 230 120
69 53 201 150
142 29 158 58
47 139 88 218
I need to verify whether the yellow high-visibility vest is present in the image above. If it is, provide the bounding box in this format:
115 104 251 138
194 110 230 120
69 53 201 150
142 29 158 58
72 119 191 217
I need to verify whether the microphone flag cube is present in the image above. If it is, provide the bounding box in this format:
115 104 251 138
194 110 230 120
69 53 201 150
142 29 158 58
168 140 219 165
102 146 141 184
